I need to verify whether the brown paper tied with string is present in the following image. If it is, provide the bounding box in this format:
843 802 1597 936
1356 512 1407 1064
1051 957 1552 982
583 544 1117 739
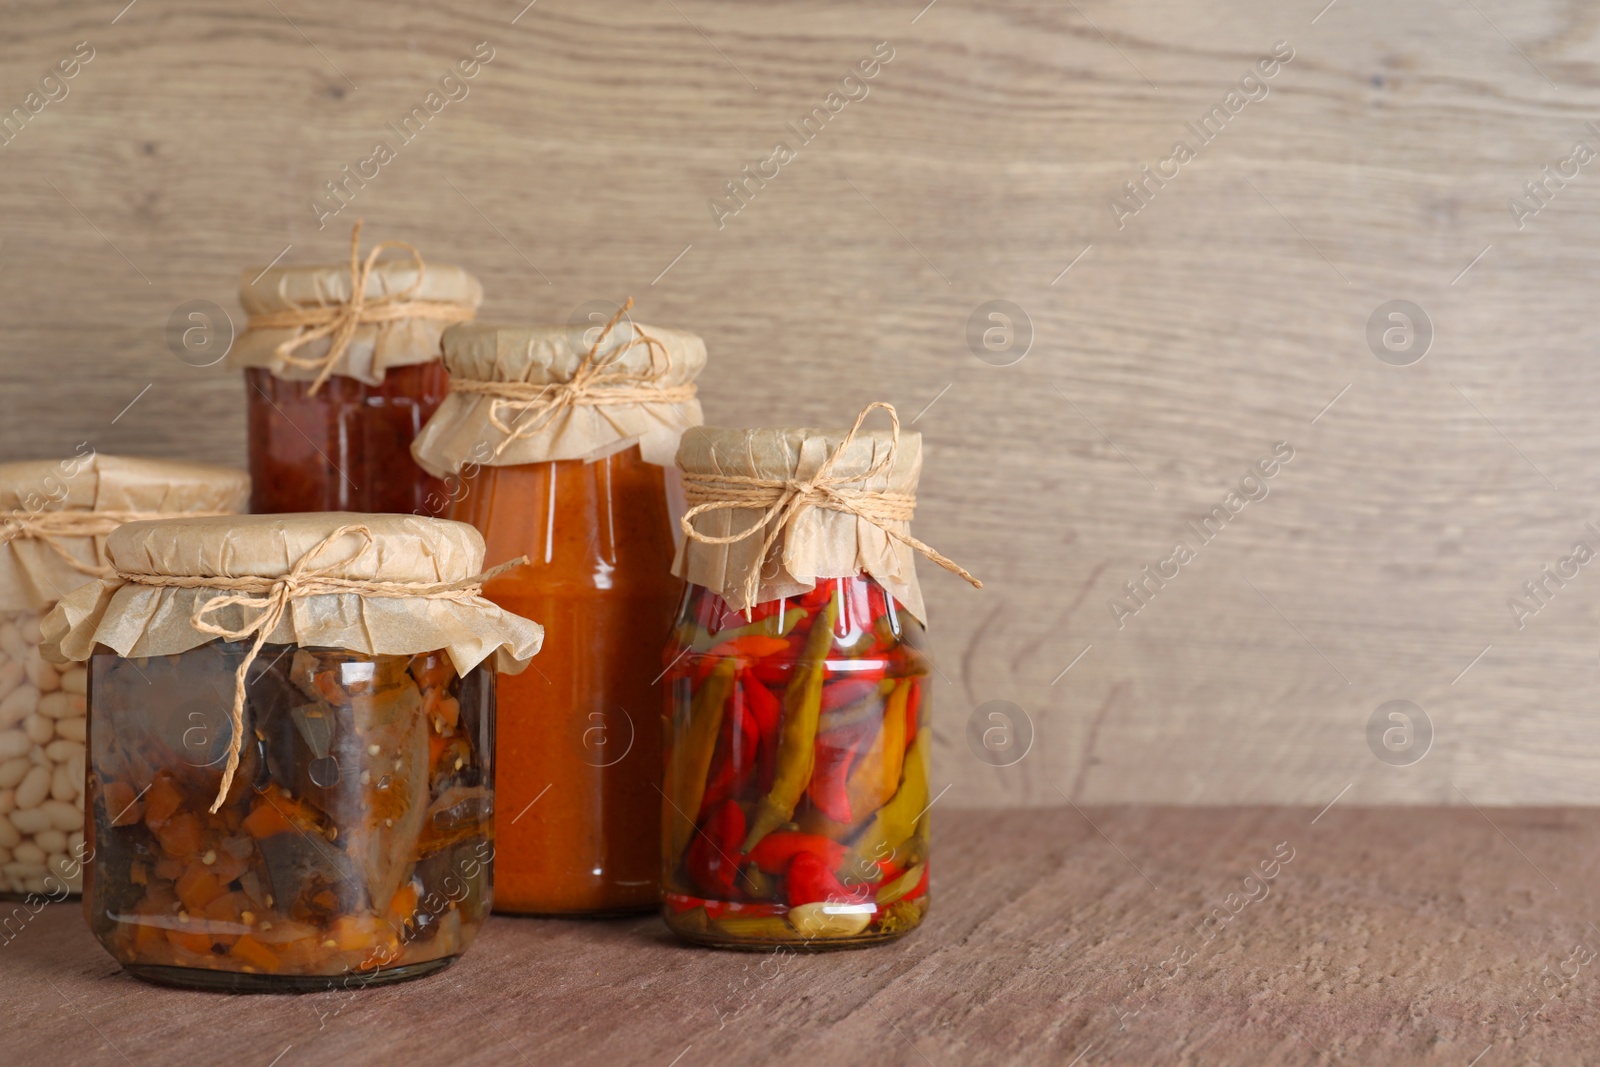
0 455 249 613
411 299 705 475
42 512 545 811
232 221 483 392
673 402 980 623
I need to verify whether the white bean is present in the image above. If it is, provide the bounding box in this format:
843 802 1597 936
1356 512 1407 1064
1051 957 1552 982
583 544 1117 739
0 757 30 788
0 816 19 848
55 717 85 743
17 616 41 645
23 714 52 746
0 730 31 761
0 789 12 816
44 739 83 762
28 744 46 766
67 754 85 791
50 763 75 802
0 685 38 729
25 654 59 694
42 800 81 833
7 807 49 834
2 860 46 878
0 660 25 705
68 830 83 851
34 829 66 853
0 846 10 866
60 668 87 696
11 841 44 865
37 692 74 719
15 764 49 809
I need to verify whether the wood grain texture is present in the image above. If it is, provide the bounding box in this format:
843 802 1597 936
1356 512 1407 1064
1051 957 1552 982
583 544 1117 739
4 806 1599 1065
2 1 1598 804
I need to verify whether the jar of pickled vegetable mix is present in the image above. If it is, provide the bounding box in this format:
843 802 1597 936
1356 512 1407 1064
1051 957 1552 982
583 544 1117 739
232 221 481 516
41 513 543 990
411 299 703 916
0 453 248 899
662 403 979 949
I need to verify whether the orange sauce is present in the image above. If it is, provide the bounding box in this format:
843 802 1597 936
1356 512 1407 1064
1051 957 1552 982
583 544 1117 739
450 444 681 914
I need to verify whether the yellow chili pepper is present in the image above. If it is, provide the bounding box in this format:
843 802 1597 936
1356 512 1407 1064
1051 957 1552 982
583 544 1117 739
742 595 840 851
840 728 929 884
665 658 737 861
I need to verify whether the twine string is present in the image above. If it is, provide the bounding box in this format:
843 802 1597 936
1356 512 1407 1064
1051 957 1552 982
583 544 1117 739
118 523 526 812
1 510 231 578
448 297 697 459
246 220 476 395
679 401 982 607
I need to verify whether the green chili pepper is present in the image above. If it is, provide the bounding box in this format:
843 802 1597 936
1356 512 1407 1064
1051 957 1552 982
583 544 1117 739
685 606 808 655
742 595 840 851
666 658 737 860
840 728 929 884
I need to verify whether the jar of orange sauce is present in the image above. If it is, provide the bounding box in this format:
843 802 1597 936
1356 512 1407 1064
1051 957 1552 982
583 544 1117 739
412 301 705 914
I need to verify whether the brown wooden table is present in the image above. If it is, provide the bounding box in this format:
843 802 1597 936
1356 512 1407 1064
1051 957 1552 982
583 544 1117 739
2 806 1594 1065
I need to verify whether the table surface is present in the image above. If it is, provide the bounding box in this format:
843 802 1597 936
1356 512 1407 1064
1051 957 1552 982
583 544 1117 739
2 805 1594 1066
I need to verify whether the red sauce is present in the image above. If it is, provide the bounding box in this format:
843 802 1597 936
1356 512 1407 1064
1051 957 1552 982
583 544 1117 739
449 444 681 914
245 363 447 515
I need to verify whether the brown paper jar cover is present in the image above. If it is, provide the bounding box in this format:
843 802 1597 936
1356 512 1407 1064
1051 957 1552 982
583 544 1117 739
411 319 706 475
673 424 928 621
0 454 250 613
233 258 483 386
41 512 543 677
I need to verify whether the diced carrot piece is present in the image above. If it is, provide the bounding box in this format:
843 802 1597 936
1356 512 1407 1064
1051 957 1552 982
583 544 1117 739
175 864 226 912
129 862 148 886
143 773 184 828
202 891 246 924
230 935 280 973
154 857 184 881
385 879 420 928
102 780 143 826
434 695 460 732
242 802 293 839
328 914 381 952
410 655 455 692
165 922 215 956
154 812 203 858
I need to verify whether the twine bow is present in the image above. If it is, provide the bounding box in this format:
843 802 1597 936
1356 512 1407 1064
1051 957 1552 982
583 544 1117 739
246 220 477 395
1 510 229 578
118 524 527 812
449 298 698 459
679 401 982 609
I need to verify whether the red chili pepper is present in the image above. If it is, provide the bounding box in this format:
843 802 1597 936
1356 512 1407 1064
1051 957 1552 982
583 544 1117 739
784 849 857 906
740 672 783 792
805 734 861 823
705 634 792 661
819 675 884 714
700 698 761 817
903 677 922 746
799 580 836 610
748 831 848 875
686 799 746 900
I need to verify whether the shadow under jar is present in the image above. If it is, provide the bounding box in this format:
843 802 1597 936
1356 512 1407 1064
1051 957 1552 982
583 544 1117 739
661 576 931 949
84 643 494 991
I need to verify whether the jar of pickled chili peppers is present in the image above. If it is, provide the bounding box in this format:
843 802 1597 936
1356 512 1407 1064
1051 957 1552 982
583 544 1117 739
662 403 979 948
41 513 543 990
232 222 481 515
411 301 704 916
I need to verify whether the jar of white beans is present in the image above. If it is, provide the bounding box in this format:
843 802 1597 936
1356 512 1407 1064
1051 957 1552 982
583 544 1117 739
0 609 89 894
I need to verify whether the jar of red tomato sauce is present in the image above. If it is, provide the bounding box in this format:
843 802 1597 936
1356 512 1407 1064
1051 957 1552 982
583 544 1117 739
412 301 705 915
232 222 481 516
661 403 979 948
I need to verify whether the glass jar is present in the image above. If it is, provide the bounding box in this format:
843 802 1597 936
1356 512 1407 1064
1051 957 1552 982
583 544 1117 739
660 574 931 949
233 225 481 516
84 642 494 991
451 444 681 914
0 454 249 899
245 362 448 514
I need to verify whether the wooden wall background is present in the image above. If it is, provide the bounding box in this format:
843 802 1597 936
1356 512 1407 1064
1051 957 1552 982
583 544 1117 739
3 0 1597 807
